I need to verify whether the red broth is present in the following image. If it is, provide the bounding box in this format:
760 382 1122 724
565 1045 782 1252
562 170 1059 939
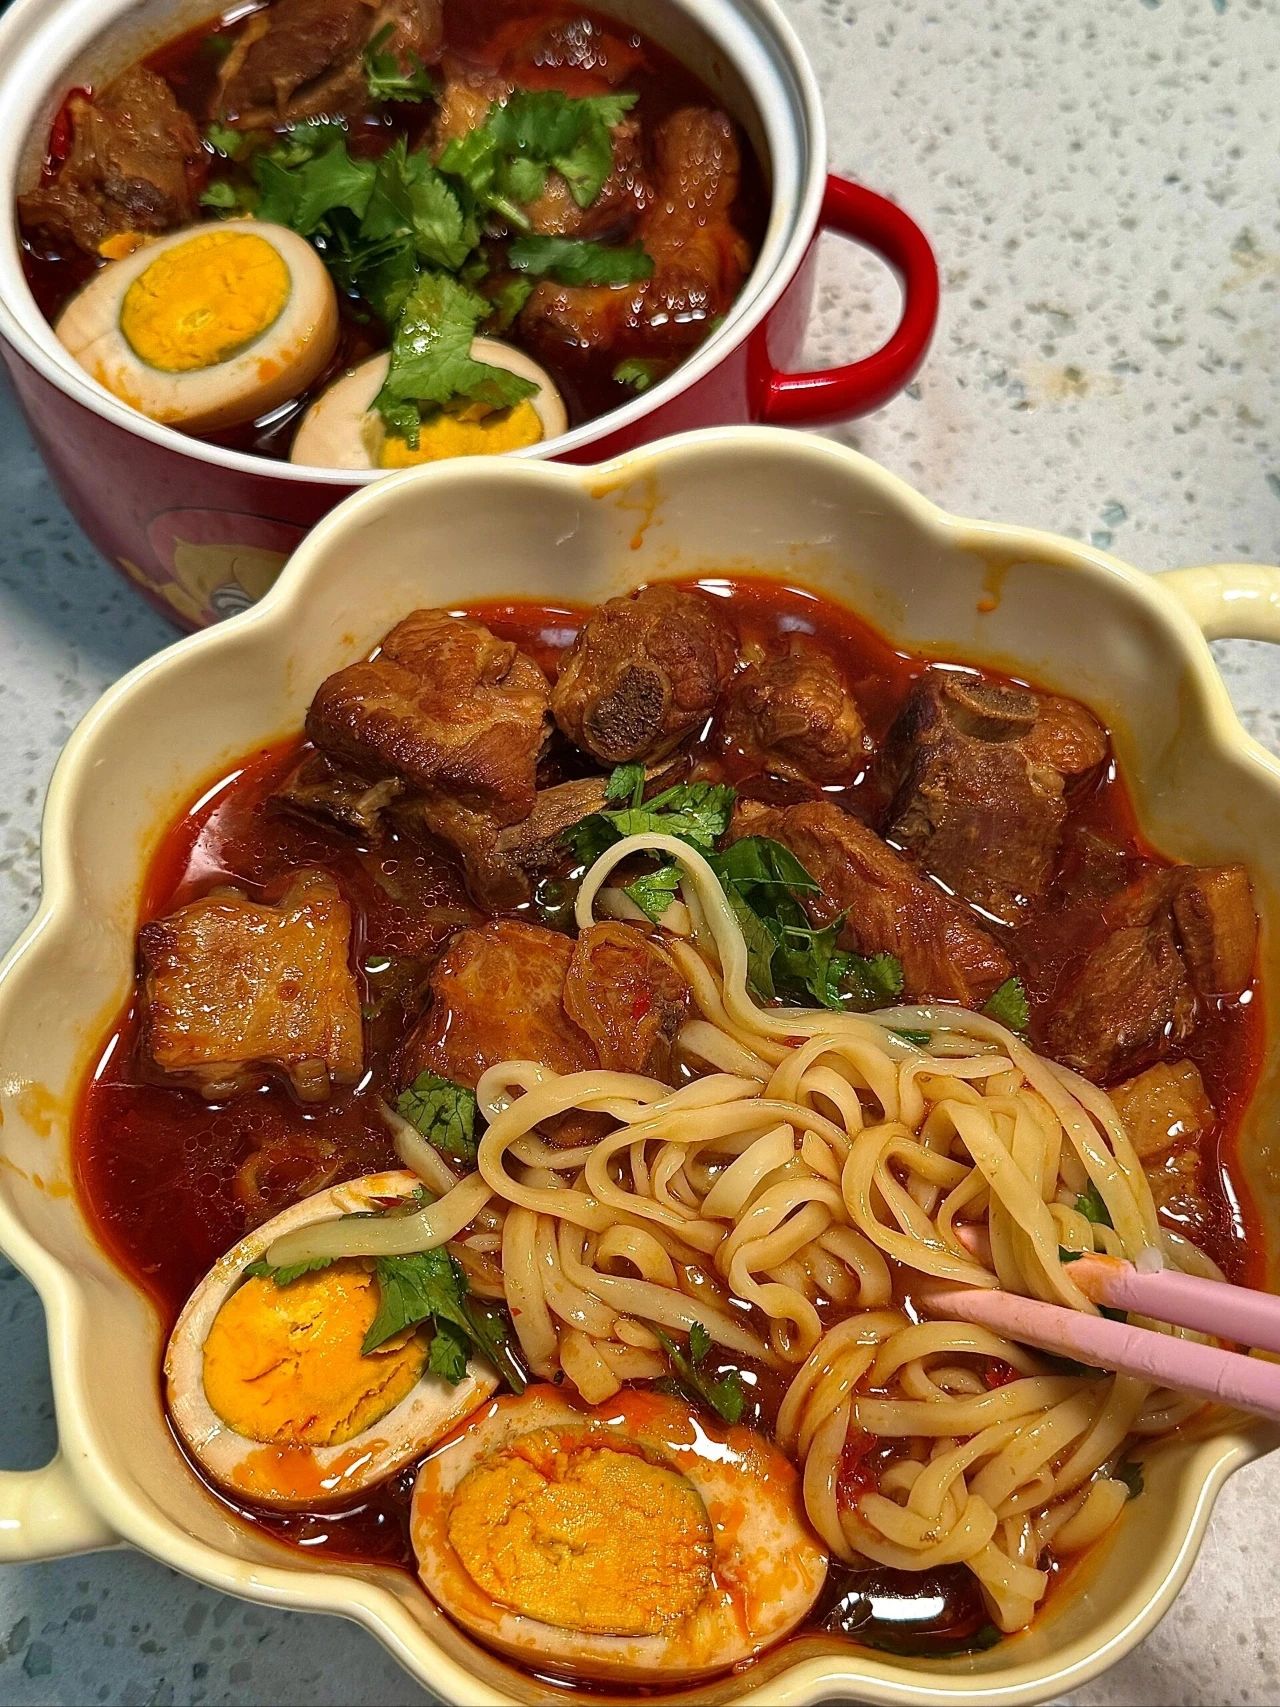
20 0 769 458
74 579 1265 1660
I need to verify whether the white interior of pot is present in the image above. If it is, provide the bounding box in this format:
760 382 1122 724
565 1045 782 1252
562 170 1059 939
1 435 1275 1705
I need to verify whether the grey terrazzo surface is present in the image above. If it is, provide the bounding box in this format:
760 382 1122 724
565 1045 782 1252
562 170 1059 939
1 0 1279 1700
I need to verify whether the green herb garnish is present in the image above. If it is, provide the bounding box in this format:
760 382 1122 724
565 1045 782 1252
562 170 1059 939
891 1027 932 1046
653 1323 745 1425
396 1068 479 1164
443 90 638 218
507 234 654 287
203 120 245 159
982 976 1031 1033
363 23 437 104
243 1255 336 1285
623 863 682 923
1075 1183 1113 1227
563 774 735 866
613 357 665 392
375 273 538 447
565 770 905 1015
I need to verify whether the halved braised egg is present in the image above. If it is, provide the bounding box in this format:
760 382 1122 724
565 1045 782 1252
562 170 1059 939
55 221 339 432
411 1386 828 1683
289 345 567 470
165 1171 496 1508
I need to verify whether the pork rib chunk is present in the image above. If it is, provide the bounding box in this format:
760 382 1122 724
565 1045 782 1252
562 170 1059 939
1040 864 1256 1081
551 585 738 765
401 918 687 1144
721 641 868 785
139 871 363 1101
883 672 1107 923
215 0 443 128
432 60 650 240
520 106 751 355
729 799 1013 1006
307 609 550 824
20 67 203 256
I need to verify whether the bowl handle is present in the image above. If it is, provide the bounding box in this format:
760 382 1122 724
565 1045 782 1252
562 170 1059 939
747 173 940 426
0 1457 116 1562
1160 564 1280 641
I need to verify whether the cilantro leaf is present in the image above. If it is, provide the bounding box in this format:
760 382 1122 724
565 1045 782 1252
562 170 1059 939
725 887 783 999
396 1069 479 1164
709 835 817 895
484 275 533 333
363 23 437 104
507 234 654 286
983 975 1031 1033
564 778 735 866
204 121 245 159
847 950 906 1007
1114 1460 1144 1500
613 357 666 392
706 838 901 1013
1076 1183 1113 1227
199 178 249 213
244 1255 336 1285
253 130 376 234
487 90 637 208
362 139 474 271
624 863 682 923
363 1247 470 1355
653 1325 745 1425
604 762 646 806
891 1027 932 1046
459 1297 529 1395
375 272 539 444
426 1316 471 1383
363 1249 527 1393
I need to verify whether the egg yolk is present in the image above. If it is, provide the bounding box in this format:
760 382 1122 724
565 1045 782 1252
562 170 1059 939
202 1262 426 1446
446 1427 713 1636
376 399 544 468
120 230 291 374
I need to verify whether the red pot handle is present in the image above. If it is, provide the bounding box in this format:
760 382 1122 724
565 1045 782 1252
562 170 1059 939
749 174 940 426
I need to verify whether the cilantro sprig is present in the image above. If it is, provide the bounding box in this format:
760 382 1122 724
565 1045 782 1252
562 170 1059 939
375 273 538 446
564 767 906 1015
1075 1182 1113 1227
653 1322 746 1424
613 357 666 392
197 89 652 433
982 975 1030 1033
363 23 436 105
441 90 638 218
396 1069 479 1164
247 1245 527 1392
508 235 654 287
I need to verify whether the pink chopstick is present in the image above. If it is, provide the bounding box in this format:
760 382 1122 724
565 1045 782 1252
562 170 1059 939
954 1224 1280 1354
915 1228 1280 1424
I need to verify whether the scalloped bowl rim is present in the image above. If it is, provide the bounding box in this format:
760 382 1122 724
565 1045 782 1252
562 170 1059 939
1 425 1277 1706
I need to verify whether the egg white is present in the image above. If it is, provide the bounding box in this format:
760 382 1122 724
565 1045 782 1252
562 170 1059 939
411 1386 829 1683
165 1170 497 1509
288 342 568 470
55 220 339 433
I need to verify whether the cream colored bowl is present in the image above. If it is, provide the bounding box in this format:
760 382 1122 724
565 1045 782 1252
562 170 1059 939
1 427 1278 1705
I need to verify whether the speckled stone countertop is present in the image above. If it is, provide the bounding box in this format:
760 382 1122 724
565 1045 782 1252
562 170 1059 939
1 0 1278 1701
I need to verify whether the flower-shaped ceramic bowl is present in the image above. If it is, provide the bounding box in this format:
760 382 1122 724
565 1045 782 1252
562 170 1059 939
1 427 1278 1706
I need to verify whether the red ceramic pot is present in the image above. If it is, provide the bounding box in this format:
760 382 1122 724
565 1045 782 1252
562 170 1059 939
0 0 939 629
